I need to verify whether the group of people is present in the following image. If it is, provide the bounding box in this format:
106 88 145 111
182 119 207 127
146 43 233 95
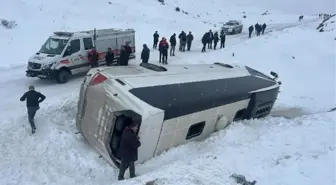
201 29 226 52
248 23 267 38
87 42 133 67
146 31 195 64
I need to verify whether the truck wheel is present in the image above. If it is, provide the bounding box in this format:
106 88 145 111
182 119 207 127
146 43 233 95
232 29 236 34
57 69 71 84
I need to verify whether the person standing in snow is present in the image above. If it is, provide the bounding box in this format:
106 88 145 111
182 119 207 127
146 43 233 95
220 31 226 49
178 31 187 52
169 33 177 56
140 44 150 63
153 31 159 49
201 32 210 52
87 47 99 68
119 41 133 66
254 23 260 36
261 23 267 35
118 122 141 181
118 46 129 66
20 85 46 134
186 31 194 51
159 37 169 64
213 31 219 50
248 25 254 38
105 47 114 66
208 30 214 49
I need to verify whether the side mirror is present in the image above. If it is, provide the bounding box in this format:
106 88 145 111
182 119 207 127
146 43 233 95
270 71 278 80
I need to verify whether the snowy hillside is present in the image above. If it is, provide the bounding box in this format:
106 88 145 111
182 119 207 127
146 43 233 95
0 0 335 185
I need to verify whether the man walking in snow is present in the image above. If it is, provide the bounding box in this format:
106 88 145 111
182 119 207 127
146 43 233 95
248 25 254 38
159 37 169 64
186 31 194 51
118 122 141 180
178 31 187 52
220 31 226 49
153 31 159 49
254 23 260 36
208 30 214 49
169 33 177 56
261 23 267 35
213 31 219 50
202 32 210 52
20 85 46 134
140 44 150 63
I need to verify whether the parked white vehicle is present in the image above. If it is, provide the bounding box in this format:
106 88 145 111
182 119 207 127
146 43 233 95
220 20 243 34
26 28 136 83
75 62 281 168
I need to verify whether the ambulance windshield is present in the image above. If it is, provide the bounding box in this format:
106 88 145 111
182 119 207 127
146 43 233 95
39 37 69 55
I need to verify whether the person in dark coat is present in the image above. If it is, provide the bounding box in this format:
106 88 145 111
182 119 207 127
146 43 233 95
254 23 260 36
159 37 169 64
87 47 99 68
178 31 187 52
220 31 226 49
261 23 267 34
208 30 214 49
20 85 46 134
153 31 159 49
201 32 209 52
117 122 141 181
186 31 194 51
140 44 150 63
248 25 254 38
118 46 129 66
105 47 114 66
169 33 177 56
213 32 219 50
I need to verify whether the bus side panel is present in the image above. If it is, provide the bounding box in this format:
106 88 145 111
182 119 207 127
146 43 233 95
154 99 250 156
136 112 165 164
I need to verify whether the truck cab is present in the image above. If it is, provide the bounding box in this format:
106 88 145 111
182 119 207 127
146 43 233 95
26 28 136 83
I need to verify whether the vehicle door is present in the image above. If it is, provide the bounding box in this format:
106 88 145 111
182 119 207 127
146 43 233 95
81 37 94 72
62 38 82 74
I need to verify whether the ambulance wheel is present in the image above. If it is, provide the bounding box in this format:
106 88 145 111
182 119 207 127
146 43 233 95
56 69 71 84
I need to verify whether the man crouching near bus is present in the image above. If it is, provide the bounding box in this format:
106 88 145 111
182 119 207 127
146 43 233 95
118 122 141 180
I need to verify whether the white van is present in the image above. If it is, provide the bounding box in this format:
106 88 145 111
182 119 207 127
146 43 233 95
26 28 136 83
75 62 281 168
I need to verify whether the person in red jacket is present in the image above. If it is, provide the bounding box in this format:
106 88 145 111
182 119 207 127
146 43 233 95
158 37 169 64
87 47 99 68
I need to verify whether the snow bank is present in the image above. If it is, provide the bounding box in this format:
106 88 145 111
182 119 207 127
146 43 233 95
116 112 336 185
0 93 116 185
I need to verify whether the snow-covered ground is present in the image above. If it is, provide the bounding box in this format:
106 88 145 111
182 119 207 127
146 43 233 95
0 0 335 185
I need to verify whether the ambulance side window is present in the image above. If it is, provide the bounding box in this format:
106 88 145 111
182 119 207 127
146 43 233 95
70 39 80 53
83 38 94 50
64 39 80 57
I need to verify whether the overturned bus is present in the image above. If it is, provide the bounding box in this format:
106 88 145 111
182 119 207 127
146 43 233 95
75 62 281 168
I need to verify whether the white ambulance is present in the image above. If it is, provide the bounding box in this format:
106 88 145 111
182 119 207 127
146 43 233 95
26 28 136 83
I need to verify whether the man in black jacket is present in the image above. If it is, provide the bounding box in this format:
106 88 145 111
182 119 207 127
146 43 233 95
118 122 141 180
105 47 114 66
201 32 210 52
169 33 176 56
20 85 46 134
140 44 150 63
220 32 226 49
186 31 194 51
